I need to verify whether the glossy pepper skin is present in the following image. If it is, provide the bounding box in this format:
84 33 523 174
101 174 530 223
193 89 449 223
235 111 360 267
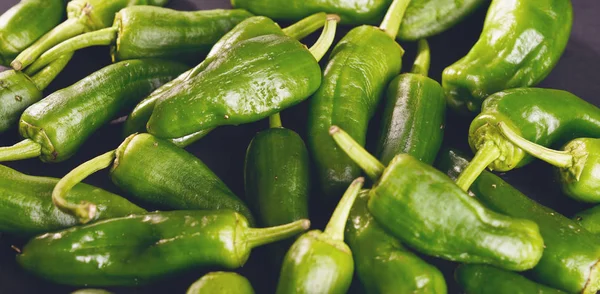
17 210 310 286
443 0 573 113
574 206 600 236
456 264 566 294
0 164 144 236
0 0 65 66
437 149 600 294
346 190 447 294
187 272 254 294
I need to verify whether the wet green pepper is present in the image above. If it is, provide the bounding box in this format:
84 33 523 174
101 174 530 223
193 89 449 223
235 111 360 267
11 0 169 70
330 126 544 271
276 178 363 294
437 149 600 294
187 272 254 294
0 164 144 236
0 59 188 163
0 0 65 66
454 88 600 192
574 206 600 236
308 0 408 201
443 0 573 113
455 264 566 294
17 210 310 286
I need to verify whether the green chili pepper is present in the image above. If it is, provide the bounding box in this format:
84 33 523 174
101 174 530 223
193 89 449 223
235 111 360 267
330 126 544 271
71 290 113 294
187 272 254 294
443 0 573 113
11 0 169 70
376 39 445 165
308 0 408 201
436 149 600 294
277 177 364 294
24 7 254 74
455 264 567 294
574 206 600 236
0 0 65 66
17 210 310 286
454 88 600 192
0 164 144 236
0 59 188 163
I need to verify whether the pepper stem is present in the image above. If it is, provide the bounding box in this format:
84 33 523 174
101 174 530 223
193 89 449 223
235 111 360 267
0 139 42 162
329 125 385 181
324 177 365 241
308 15 339 62
456 141 501 191
30 52 74 90
282 12 327 40
497 122 573 168
269 113 282 128
411 39 430 76
12 18 87 71
379 0 412 39
245 219 311 249
52 150 116 224
26 27 118 75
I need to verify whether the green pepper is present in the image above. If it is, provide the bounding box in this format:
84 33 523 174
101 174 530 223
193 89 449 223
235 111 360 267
71 290 112 294
455 264 566 294
443 0 573 113
17 210 310 286
308 0 408 201
0 164 144 236
436 149 600 294
0 0 65 66
330 126 544 271
0 59 188 163
574 206 600 236
376 39 445 165
11 0 169 70
187 272 254 294
24 7 254 74
276 178 364 294
454 88 600 192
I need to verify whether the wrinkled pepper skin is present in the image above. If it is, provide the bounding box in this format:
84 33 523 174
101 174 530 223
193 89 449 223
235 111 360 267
0 0 64 66
574 206 600 236
346 190 447 294
187 272 254 294
0 164 144 236
19 59 188 162
0 70 42 132
443 0 573 113
456 264 566 294
308 25 402 200
437 149 600 294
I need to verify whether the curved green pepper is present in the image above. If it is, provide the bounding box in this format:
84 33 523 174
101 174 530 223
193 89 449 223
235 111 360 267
346 189 447 294
187 272 254 294
574 206 600 236
0 164 144 236
454 88 600 192
443 0 573 113
456 264 566 294
17 210 310 286
437 149 600 294
11 0 169 70
330 127 544 271
277 178 363 294
0 0 65 66
0 59 188 163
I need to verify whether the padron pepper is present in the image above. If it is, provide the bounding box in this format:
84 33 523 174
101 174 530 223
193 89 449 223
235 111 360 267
454 88 600 192
0 59 187 163
456 264 566 294
187 272 254 294
574 206 600 236
330 126 544 271
437 149 600 294
443 0 573 113
17 210 310 286
276 178 364 294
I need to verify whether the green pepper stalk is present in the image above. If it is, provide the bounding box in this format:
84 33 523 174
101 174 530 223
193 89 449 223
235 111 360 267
17 210 310 286
330 126 544 271
187 272 255 294
276 177 364 294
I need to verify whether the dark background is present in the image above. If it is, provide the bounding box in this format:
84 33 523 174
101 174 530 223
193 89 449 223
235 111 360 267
0 0 599 293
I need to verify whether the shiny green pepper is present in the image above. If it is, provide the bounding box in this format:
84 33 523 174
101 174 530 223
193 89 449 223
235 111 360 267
17 210 310 286
443 0 573 113
187 272 254 294
574 206 600 236
456 264 566 294
330 126 544 271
